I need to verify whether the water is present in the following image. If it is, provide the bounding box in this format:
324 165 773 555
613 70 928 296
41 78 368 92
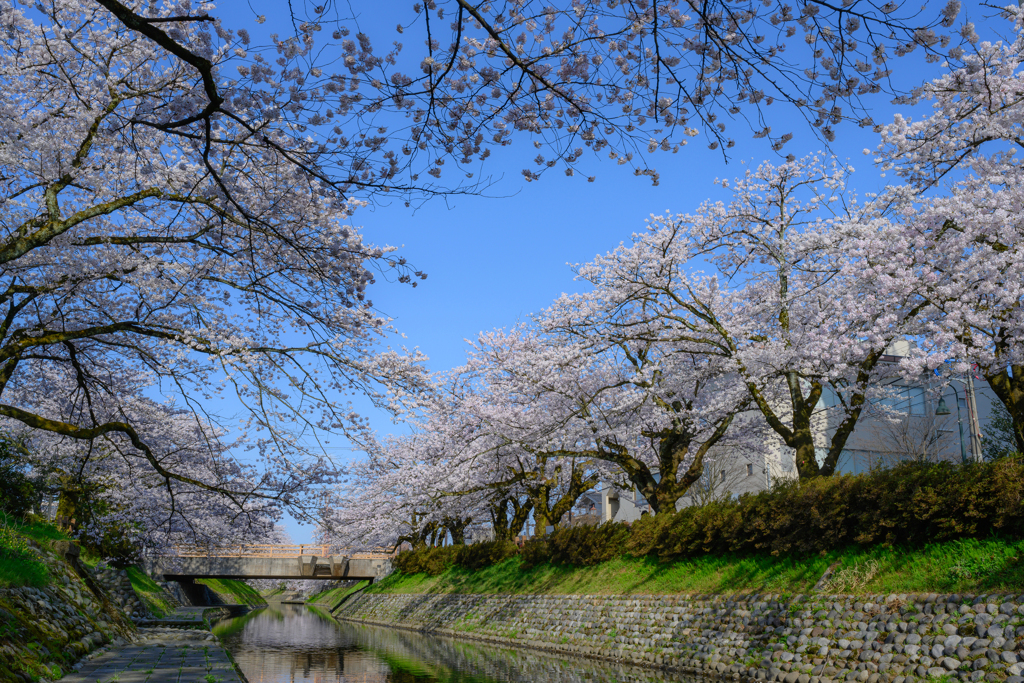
213 603 695 683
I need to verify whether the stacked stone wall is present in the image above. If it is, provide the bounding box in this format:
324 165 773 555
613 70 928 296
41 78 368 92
0 546 136 681
335 592 1024 683
91 566 155 619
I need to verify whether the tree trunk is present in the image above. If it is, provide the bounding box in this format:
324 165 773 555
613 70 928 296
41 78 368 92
611 412 735 514
525 458 596 535
985 365 1024 455
489 497 533 541
55 479 91 532
790 422 820 479
531 486 552 536
444 515 470 545
745 358 880 479
489 500 510 541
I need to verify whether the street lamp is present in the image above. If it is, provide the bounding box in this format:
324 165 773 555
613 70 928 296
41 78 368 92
935 382 982 463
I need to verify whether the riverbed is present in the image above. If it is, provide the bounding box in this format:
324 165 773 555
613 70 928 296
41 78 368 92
213 603 693 682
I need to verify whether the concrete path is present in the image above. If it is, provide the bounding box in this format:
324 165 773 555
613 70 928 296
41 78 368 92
62 625 243 683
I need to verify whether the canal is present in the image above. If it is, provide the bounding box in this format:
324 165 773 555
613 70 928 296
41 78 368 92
213 603 694 683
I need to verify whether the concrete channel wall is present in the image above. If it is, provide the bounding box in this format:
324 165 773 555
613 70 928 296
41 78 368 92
334 592 1024 683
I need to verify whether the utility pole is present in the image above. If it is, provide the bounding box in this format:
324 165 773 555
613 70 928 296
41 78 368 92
965 370 984 463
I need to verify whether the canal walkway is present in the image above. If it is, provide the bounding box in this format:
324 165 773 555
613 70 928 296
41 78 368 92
61 608 245 683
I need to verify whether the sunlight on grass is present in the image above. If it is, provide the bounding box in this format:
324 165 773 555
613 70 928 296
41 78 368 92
0 512 63 588
308 581 369 610
126 566 175 617
369 537 1024 596
196 578 267 606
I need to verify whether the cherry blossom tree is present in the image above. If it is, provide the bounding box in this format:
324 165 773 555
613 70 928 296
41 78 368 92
324 358 619 546
0 0 973 534
5 381 283 553
461 323 749 514
284 0 965 184
864 8 1024 453
568 156 923 478
0 0 437 520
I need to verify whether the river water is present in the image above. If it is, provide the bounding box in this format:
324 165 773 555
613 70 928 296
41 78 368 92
213 603 693 683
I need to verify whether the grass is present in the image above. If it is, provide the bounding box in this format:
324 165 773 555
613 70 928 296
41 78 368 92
0 511 69 545
308 580 370 610
369 536 1024 596
195 578 267 607
0 512 67 588
126 566 175 618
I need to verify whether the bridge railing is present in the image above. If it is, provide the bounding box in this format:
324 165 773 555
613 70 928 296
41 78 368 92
160 544 394 559
166 544 327 558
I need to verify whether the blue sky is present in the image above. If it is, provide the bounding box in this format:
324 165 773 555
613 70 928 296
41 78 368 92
234 0 995 541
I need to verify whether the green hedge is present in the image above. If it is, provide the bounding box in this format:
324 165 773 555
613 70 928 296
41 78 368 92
393 539 520 576
392 458 1024 575
628 458 1024 560
520 522 631 570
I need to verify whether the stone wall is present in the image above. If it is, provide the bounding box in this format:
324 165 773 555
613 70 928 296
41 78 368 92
335 592 1024 683
92 565 167 619
0 544 136 682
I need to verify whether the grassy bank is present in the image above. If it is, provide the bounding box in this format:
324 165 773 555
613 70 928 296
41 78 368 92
125 566 176 617
196 578 267 607
0 512 69 588
371 536 1024 596
308 581 370 610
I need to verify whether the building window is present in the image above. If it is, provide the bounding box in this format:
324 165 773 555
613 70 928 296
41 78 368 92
907 387 924 415
720 470 726 483
746 463 753 476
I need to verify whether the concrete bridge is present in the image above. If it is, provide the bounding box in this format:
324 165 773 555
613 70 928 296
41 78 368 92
147 545 392 582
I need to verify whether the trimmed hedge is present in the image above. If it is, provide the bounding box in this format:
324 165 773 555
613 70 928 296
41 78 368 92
393 545 460 576
456 539 520 570
392 539 521 576
628 458 1024 560
391 458 1024 574
520 522 631 570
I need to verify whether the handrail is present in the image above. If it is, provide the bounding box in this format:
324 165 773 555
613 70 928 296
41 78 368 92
159 544 393 559
165 544 327 558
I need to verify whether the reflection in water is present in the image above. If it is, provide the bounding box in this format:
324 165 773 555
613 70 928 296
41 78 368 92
214 603 694 683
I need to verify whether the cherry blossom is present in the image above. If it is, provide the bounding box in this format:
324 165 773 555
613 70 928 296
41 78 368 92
862 8 1024 452
0 0 430 520
565 156 923 478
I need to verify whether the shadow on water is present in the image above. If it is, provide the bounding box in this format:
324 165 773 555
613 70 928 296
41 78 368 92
213 603 696 683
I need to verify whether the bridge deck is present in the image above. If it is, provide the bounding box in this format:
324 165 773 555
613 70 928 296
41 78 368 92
148 551 391 581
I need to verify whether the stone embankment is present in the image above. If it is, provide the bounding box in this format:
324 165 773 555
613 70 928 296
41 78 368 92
0 548 138 681
92 565 175 620
0 537 234 682
335 592 1024 683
